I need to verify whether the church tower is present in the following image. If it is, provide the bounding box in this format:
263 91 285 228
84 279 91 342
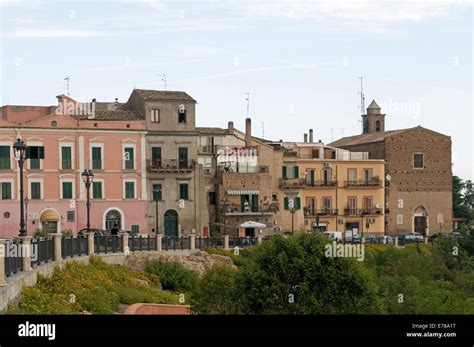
362 100 385 134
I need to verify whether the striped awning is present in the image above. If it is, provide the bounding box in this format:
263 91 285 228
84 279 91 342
226 189 260 196
40 210 59 222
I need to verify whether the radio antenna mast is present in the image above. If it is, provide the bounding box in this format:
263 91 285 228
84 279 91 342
358 76 365 116
64 76 70 96
243 92 250 118
156 74 167 91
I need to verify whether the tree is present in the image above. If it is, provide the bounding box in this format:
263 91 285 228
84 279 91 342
452 175 474 221
233 234 383 314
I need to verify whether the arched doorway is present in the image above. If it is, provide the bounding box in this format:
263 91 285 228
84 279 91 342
40 209 60 234
105 209 122 231
413 205 428 236
164 210 178 237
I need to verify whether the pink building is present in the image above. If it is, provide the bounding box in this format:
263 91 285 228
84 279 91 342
0 95 148 237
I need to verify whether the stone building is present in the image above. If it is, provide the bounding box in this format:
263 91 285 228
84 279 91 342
124 89 209 237
329 100 452 236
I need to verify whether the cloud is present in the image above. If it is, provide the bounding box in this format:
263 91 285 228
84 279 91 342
238 0 473 23
2 29 109 38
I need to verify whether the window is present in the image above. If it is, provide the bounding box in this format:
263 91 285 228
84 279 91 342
1 182 12 200
51 120 58 128
375 120 381 132
61 146 72 169
363 168 373 183
322 197 332 212
67 211 75 222
347 197 357 214
0 146 10 169
208 192 216 205
124 147 134 170
311 149 319 159
178 147 188 169
413 153 424 169
348 168 357 185
92 147 102 170
62 182 73 199
152 183 162 201
178 106 186 123
305 197 315 215
306 169 315 185
131 225 139 234
179 183 189 200
125 181 135 199
92 181 103 199
31 182 41 200
151 109 160 123
282 165 298 179
27 146 44 169
363 196 373 213
151 147 161 167
322 168 332 184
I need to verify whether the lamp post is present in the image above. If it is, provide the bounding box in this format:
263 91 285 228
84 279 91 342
81 169 94 233
153 185 162 234
13 138 27 237
220 195 229 235
24 197 29 235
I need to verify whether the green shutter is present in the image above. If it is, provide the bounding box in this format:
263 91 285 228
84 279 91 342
1 182 11 199
125 182 134 199
284 197 289 210
93 182 102 199
63 182 72 199
125 148 134 169
295 197 301 210
62 147 72 169
92 147 102 169
0 146 10 169
38 146 45 159
179 183 189 200
251 195 259 212
241 195 247 212
282 166 287 179
31 182 41 199
294 166 299 178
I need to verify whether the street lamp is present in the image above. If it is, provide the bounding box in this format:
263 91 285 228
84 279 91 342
153 185 162 234
81 169 94 233
24 197 29 235
13 138 27 237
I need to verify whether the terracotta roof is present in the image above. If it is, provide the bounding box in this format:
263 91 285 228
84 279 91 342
133 89 196 102
328 129 408 147
196 127 229 135
78 110 143 121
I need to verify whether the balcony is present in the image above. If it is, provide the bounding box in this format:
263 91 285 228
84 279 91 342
146 159 195 173
279 178 338 189
344 208 383 216
344 179 381 188
304 209 338 216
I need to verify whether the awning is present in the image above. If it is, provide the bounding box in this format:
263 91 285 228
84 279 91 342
226 189 260 196
239 221 267 228
40 210 59 222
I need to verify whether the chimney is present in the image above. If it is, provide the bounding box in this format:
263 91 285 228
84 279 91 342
304 133 308 143
114 98 119 110
227 121 234 135
309 129 314 143
245 118 252 147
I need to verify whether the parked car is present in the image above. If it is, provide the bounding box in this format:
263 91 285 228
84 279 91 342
364 234 378 243
322 231 343 242
376 235 393 244
412 232 424 242
77 228 108 236
125 230 139 237
345 234 361 243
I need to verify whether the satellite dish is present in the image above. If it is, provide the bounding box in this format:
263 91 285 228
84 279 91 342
375 202 382 209
386 174 392 181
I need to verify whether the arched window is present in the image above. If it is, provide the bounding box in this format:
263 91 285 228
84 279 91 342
105 209 122 231
51 120 58 128
375 120 381 132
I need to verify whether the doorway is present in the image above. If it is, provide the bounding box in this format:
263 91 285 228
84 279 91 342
164 209 179 237
105 209 122 231
414 216 427 236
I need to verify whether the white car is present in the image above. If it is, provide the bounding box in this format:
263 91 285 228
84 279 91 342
322 231 343 242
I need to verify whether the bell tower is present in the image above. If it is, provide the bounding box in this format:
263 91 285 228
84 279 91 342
362 100 385 134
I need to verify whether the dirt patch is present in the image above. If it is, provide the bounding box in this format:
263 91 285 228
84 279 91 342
123 250 236 277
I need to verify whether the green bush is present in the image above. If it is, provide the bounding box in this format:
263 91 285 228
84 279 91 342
144 260 199 293
192 266 238 314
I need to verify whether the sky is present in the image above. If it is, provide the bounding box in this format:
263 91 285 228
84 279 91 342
1 0 473 179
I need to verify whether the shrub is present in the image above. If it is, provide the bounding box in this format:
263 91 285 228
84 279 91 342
192 266 238 314
144 260 199 293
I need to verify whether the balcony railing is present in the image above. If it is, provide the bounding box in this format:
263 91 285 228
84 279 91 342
279 178 338 188
304 209 338 216
344 208 383 216
344 179 381 188
147 159 195 172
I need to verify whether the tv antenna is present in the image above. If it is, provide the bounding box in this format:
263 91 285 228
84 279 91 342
156 74 167 91
358 76 365 116
243 92 249 117
262 121 265 139
64 76 70 96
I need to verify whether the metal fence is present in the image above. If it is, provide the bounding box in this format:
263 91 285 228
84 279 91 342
94 235 123 254
129 235 156 252
4 239 23 277
61 236 88 259
31 237 55 266
161 236 192 251
194 236 225 249
229 237 257 248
